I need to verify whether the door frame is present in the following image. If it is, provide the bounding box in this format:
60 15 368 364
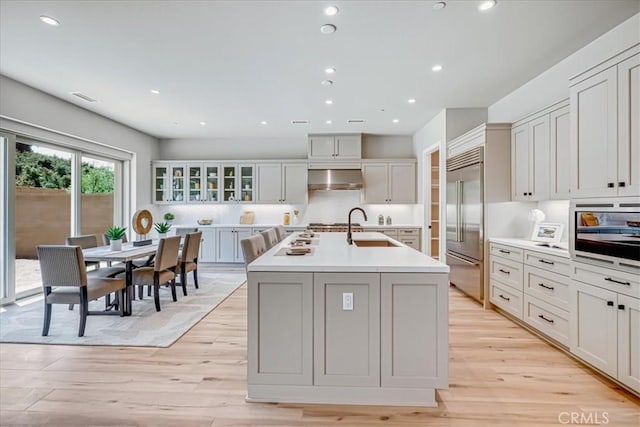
422 143 442 257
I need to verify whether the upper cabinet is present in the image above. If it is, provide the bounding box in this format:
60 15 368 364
308 134 362 160
362 161 416 204
153 162 187 204
511 115 549 201
569 49 639 198
549 105 571 199
256 162 308 204
221 163 255 203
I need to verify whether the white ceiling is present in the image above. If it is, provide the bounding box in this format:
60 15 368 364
1 1 638 139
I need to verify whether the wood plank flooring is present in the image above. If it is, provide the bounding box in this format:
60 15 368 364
1 280 638 426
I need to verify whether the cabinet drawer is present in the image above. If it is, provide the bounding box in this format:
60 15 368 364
524 250 570 277
490 243 524 263
398 237 419 251
524 265 570 311
398 228 419 236
490 280 523 319
523 294 570 347
571 261 640 299
370 229 398 238
489 256 524 291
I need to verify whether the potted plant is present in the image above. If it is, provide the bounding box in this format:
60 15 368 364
106 226 127 251
163 212 175 225
154 222 172 239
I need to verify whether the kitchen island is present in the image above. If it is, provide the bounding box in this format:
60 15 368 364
246 232 450 407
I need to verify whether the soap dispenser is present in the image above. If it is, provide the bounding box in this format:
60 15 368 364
378 214 384 225
386 215 392 225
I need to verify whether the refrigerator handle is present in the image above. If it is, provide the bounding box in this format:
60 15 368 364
457 180 464 242
447 251 480 266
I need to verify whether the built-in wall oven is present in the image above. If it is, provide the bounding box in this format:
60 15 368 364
570 199 640 272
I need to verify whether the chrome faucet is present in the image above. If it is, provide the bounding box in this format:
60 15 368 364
347 207 368 245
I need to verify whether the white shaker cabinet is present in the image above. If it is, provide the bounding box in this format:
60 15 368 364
199 228 216 262
308 134 361 160
549 105 571 199
570 51 639 198
362 161 416 204
511 116 549 201
256 162 308 204
216 228 251 263
618 293 640 392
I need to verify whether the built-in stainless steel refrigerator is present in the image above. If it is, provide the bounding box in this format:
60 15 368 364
446 147 484 302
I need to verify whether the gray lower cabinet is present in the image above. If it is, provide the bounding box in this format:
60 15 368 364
381 273 449 389
247 272 313 385
313 273 380 387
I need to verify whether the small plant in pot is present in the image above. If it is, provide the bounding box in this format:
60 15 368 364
106 226 127 251
154 222 172 239
163 212 175 225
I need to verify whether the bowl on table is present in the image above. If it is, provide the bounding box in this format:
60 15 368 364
197 218 213 225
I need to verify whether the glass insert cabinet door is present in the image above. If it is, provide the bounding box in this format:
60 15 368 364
222 165 236 202
188 164 203 203
153 164 170 203
204 164 219 202
239 164 254 202
170 164 186 202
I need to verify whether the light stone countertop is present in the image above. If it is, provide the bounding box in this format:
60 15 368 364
489 237 570 258
172 223 422 229
247 232 449 273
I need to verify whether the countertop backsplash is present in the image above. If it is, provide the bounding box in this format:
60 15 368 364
156 190 421 227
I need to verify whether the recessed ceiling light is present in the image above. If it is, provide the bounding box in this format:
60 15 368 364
432 2 446 10
199 121 207 126
325 67 336 74
324 6 339 16
325 99 333 105
432 64 443 72
39 15 60 26
392 119 400 123
408 98 416 104
321 79 334 86
320 24 337 34
326 120 332 124
478 0 496 11
260 121 268 125
150 89 160 94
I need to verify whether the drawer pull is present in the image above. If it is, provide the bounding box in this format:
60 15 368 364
604 277 631 286
618 304 625 310
498 249 511 254
607 301 614 306
538 259 554 265
498 269 511 275
499 294 510 302
538 283 555 291
538 314 554 324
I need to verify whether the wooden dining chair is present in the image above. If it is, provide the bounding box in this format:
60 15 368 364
260 228 279 250
274 225 287 242
127 235 181 312
240 234 267 268
37 245 126 337
176 231 202 296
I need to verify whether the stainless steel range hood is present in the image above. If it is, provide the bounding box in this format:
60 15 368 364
308 169 364 191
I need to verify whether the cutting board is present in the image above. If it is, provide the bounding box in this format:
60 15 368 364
240 211 255 224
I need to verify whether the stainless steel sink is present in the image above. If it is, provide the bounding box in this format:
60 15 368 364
353 240 399 247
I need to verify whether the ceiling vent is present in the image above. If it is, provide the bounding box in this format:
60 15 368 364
71 92 97 103
347 119 365 123
291 120 309 124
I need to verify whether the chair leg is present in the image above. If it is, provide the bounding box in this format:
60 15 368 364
42 302 52 336
181 270 187 296
138 285 144 300
118 289 125 317
78 298 88 337
147 286 151 297
105 294 111 310
193 268 199 289
170 279 177 302
153 283 161 312
68 304 74 311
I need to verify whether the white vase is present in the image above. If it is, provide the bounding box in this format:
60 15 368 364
158 232 167 239
109 239 122 251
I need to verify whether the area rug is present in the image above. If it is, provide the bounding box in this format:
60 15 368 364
0 272 246 347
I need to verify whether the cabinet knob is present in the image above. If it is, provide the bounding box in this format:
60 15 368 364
607 182 615 188
618 304 625 310
618 182 626 187
523 192 527 196
606 301 614 306
528 192 532 196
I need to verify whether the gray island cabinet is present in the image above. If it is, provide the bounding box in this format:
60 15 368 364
247 232 450 407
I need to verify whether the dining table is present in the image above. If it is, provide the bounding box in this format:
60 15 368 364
82 242 160 316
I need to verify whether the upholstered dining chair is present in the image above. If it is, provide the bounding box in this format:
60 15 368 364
175 231 202 296
240 234 267 269
175 227 198 239
126 235 181 312
274 225 287 242
65 235 101 270
37 245 126 337
260 228 279 250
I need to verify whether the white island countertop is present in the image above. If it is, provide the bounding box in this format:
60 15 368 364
248 232 449 273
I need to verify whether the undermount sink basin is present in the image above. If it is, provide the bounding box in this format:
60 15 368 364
353 239 399 247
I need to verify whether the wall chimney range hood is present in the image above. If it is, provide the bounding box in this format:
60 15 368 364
308 169 364 191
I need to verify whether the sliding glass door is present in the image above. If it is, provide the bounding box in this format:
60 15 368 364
0 133 13 304
81 155 118 242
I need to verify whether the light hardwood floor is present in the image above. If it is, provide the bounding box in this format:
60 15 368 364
1 282 638 426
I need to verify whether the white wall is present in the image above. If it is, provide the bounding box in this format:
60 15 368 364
361 135 414 158
159 137 307 160
413 110 446 206
488 13 640 122
0 75 159 211
445 109 489 143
